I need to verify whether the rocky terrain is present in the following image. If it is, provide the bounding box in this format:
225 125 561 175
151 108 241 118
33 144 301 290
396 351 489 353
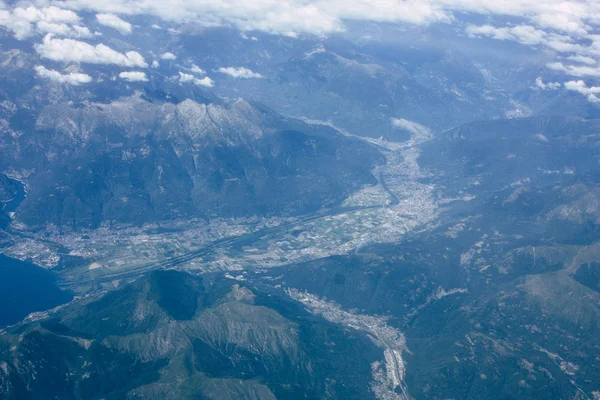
1 3 600 399
0 270 383 399
0 81 383 229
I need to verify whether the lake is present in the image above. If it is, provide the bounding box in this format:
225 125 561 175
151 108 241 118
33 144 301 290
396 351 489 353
0 254 72 327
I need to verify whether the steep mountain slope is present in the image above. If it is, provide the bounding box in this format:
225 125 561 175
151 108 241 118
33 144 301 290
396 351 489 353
244 115 600 399
264 239 600 400
420 116 600 244
0 270 381 399
0 86 383 230
0 173 18 228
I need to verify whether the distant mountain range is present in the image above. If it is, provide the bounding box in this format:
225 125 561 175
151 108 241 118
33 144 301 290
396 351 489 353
1 9 600 400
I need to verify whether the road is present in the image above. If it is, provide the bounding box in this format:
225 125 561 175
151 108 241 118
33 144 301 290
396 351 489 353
59 204 381 287
378 169 399 206
60 158 401 288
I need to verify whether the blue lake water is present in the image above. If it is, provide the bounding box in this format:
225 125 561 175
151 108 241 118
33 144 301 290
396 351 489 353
0 254 72 327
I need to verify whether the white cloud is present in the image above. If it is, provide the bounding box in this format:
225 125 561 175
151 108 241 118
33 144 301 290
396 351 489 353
190 64 205 74
217 67 262 79
160 52 177 60
29 0 599 40
466 24 583 53
73 25 95 37
96 13 131 34
533 11 590 36
40 6 80 23
119 71 148 81
35 34 148 67
547 62 600 77
178 72 214 87
534 77 561 90
457 3 600 84
0 5 90 39
564 80 600 94
17 5 80 24
0 10 33 40
564 80 600 102
151 60 159 68
391 118 430 136
35 65 92 85
36 21 93 38
239 32 259 41
467 24 543 45
36 21 69 35
466 21 600 82
566 55 597 65
38 0 339 36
